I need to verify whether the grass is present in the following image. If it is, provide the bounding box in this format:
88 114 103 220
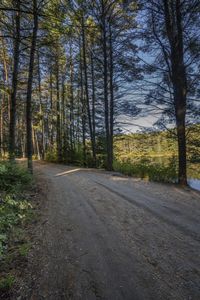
18 243 31 257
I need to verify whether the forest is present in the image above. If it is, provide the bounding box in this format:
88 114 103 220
0 1 200 298
0 0 200 185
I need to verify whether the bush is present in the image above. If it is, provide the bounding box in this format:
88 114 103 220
0 161 32 192
0 195 33 258
45 148 57 162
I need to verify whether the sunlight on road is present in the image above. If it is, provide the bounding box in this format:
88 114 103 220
55 168 81 177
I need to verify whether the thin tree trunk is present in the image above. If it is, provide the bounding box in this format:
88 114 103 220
61 74 67 161
69 44 74 154
56 56 62 162
38 52 45 159
81 14 95 163
91 52 97 166
26 0 38 173
0 95 4 157
49 67 54 147
101 3 112 170
9 0 21 161
79 46 86 165
35 130 41 160
109 23 114 170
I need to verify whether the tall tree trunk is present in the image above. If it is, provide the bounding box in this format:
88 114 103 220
109 23 114 170
0 35 9 157
26 0 38 173
0 99 3 157
61 75 65 158
38 52 45 159
69 44 74 154
163 0 187 185
79 46 86 165
91 52 97 166
81 14 95 163
56 55 62 162
101 3 112 170
9 0 21 160
49 67 54 147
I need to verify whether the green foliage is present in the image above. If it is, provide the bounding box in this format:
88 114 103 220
114 126 200 181
0 160 33 267
0 162 34 295
45 148 57 162
0 234 7 257
113 157 177 183
0 161 32 192
0 275 15 292
0 195 33 259
18 243 31 257
114 131 177 161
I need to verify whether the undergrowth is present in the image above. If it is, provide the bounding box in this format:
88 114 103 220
0 161 32 192
0 161 34 298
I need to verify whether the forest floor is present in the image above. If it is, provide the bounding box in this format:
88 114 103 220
14 161 200 300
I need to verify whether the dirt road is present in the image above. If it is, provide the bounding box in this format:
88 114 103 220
20 162 200 300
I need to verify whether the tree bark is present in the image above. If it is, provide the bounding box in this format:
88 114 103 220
91 52 97 166
49 67 54 147
79 46 86 165
26 0 38 173
163 0 187 185
56 56 62 162
101 2 112 170
109 23 114 170
9 0 21 161
38 52 45 159
81 14 96 164
69 44 75 154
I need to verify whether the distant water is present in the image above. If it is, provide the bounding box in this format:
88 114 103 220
188 179 200 191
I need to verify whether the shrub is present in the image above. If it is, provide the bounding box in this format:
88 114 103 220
0 194 33 259
45 148 57 162
0 161 32 192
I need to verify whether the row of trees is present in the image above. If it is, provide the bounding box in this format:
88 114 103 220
0 0 199 185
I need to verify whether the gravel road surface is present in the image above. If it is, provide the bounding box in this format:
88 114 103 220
20 162 200 300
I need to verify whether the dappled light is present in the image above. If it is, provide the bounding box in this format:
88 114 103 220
55 168 81 177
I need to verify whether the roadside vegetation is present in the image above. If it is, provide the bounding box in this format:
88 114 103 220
113 125 200 182
0 161 35 298
43 125 200 183
113 159 177 183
